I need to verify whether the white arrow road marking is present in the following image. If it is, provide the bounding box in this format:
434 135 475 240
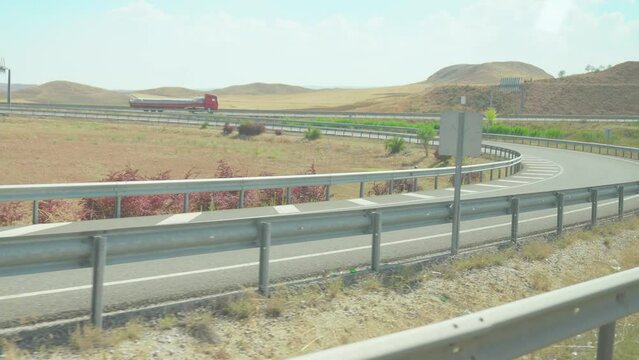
496 179 529 184
349 199 378 206
274 205 300 214
512 176 545 180
444 188 478 193
475 184 508 188
402 193 435 199
0 223 71 238
156 212 202 225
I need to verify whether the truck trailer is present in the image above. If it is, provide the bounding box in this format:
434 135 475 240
129 93 219 111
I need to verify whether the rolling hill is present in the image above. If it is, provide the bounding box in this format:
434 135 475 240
13 81 129 105
213 82 315 96
424 61 552 85
371 61 639 115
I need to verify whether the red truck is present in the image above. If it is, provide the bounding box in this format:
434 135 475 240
129 94 219 111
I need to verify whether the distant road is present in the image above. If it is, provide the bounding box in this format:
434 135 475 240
1 102 638 122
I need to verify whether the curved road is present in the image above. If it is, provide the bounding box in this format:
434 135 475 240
1 142 639 327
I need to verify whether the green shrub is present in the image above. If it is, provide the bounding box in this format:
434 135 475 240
484 107 498 127
304 127 322 140
416 124 436 156
384 137 406 154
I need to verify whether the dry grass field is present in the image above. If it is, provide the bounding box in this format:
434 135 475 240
0 115 449 197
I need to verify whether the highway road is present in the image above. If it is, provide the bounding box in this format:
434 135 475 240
1 142 639 327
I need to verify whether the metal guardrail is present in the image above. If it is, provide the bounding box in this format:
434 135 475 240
0 180 636 330
484 133 639 160
292 266 639 360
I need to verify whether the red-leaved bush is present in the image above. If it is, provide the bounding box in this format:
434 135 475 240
0 202 23 226
238 122 265 136
290 164 327 203
9 162 332 224
368 178 418 196
258 171 285 206
79 166 184 220
210 160 259 210
222 122 235 135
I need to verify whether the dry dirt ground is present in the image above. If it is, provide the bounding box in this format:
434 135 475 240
2 217 639 360
0 115 444 191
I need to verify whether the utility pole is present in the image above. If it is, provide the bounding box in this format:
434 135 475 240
0 58 10 108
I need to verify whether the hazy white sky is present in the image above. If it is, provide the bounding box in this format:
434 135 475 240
1 0 637 89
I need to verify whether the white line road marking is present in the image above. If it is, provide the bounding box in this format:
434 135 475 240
2 195 636 301
274 205 300 214
526 167 558 171
444 188 479 193
0 223 71 238
401 193 435 199
156 212 202 225
348 198 378 206
475 184 508 188
518 172 553 179
496 179 529 184
512 176 545 180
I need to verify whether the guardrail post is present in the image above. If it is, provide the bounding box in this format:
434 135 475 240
596 322 616 360
239 190 245 208
91 235 107 329
182 193 189 213
258 222 271 296
498 168 502 178
590 189 599 228
325 185 331 200
490 169 494 181
511 198 520 244
388 180 393 194
480 171 484 183
412 177 418 191
359 182 365 198
32 200 39 224
618 185 624 220
114 196 122 218
371 212 381 271
556 193 564 236
286 187 292 205
434 176 439 189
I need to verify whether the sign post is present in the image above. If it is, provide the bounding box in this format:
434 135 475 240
451 112 465 254
439 107 482 255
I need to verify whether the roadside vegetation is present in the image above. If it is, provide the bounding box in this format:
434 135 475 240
303 127 322 140
384 137 406 154
285 116 639 147
5 215 639 359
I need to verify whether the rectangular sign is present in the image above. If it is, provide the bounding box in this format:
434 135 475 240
438 112 483 157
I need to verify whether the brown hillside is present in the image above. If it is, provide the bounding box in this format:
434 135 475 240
133 87 204 98
424 61 552 85
214 82 314 95
383 62 639 115
13 81 128 105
